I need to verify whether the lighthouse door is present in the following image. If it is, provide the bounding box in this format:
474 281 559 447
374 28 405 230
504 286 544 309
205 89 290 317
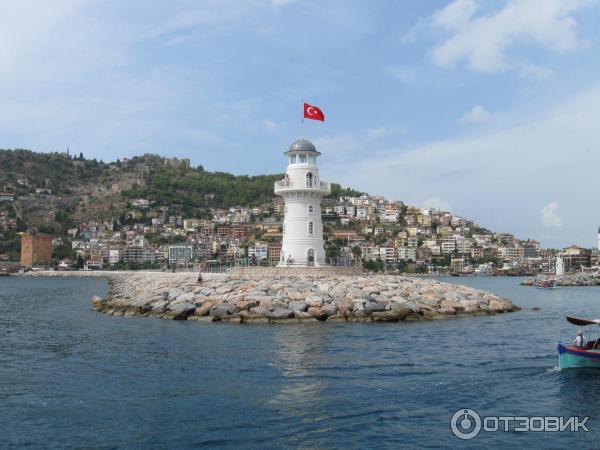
307 249 315 267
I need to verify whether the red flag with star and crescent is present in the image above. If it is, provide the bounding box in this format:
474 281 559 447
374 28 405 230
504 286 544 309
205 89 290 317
303 102 325 122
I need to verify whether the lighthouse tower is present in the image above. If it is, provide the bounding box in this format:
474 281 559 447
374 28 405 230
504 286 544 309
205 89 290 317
274 139 331 267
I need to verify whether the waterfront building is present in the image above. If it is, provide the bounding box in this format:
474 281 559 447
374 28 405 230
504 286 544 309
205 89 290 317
397 247 417 262
274 139 330 266
21 233 53 267
248 242 268 261
108 249 122 264
168 243 194 264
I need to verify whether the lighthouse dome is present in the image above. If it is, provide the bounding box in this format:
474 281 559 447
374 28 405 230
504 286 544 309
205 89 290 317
285 138 321 155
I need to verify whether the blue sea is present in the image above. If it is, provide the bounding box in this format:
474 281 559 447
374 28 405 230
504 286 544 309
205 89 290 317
2 276 600 449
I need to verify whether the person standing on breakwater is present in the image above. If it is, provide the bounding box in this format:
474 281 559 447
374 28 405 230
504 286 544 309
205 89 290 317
197 263 206 284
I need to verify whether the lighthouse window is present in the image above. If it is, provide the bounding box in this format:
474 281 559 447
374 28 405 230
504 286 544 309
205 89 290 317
308 221 314 235
299 154 307 164
290 155 296 164
308 205 314 214
306 172 313 188
309 156 316 164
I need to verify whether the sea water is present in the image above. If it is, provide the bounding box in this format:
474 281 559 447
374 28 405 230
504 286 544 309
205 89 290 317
1 276 600 449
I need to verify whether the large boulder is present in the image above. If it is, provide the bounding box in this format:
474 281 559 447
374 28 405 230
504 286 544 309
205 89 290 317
364 301 387 314
371 304 411 322
305 295 324 307
248 306 271 318
293 310 314 319
162 309 191 320
489 298 513 312
175 292 195 303
168 288 184 301
335 298 354 315
235 299 258 310
307 306 328 321
288 300 308 312
267 307 293 320
321 303 337 317
210 303 236 318
362 286 380 295
216 284 234 294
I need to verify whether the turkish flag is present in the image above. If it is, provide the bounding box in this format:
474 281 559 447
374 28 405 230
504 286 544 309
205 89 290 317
303 102 325 121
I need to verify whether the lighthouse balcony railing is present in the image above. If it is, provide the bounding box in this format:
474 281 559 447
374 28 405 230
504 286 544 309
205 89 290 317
274 180 331 193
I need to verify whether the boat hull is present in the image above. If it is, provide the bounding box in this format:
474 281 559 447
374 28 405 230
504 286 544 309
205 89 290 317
557 343 600 369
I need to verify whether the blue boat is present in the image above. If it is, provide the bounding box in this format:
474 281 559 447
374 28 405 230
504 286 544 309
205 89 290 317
536 279 556 289
558 316 600 370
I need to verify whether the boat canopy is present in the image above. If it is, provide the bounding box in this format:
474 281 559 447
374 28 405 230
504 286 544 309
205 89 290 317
566 316 600 326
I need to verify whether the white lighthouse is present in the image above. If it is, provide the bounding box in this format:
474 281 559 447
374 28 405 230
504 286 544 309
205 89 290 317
274 138 331 267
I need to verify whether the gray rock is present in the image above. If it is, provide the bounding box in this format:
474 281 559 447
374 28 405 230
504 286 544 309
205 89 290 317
168 302 196 313
267 307 293 319
321 303 337 316
293 310 313 319
175 292 195 303
210 303 236 318
364 301 387 314
216 285 234 294
305 295 324 307
249 306 271 317
288 300 308 312
168 289 184 301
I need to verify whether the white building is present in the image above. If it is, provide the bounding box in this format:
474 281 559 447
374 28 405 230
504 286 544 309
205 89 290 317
274 139 330 266
248 242 268 261
168 243 194 264
441 241 456 254
108 249 121 264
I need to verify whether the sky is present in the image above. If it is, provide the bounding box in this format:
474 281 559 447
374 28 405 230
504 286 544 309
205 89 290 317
1 0 600 248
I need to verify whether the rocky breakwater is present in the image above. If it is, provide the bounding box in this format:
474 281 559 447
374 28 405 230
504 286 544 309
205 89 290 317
92 273 519 323
522 273 600 287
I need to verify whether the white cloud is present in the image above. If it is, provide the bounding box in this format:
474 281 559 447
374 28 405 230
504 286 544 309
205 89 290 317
365 126 405 141
389 65 418 84
423 197 452 212
517 62 554 79
325 84 600 247
271 0 296 6
430 0 592 74
541 202 563 228
263 119 279 132
460 105 491 123
433 0 477 30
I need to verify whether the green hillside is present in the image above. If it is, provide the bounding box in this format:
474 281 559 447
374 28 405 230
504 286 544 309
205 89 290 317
0 149 360 236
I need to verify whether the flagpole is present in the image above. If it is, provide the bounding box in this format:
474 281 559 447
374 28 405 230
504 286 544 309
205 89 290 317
301 97 304 139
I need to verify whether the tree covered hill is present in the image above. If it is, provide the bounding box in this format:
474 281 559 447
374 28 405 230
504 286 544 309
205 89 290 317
0 149 360 236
